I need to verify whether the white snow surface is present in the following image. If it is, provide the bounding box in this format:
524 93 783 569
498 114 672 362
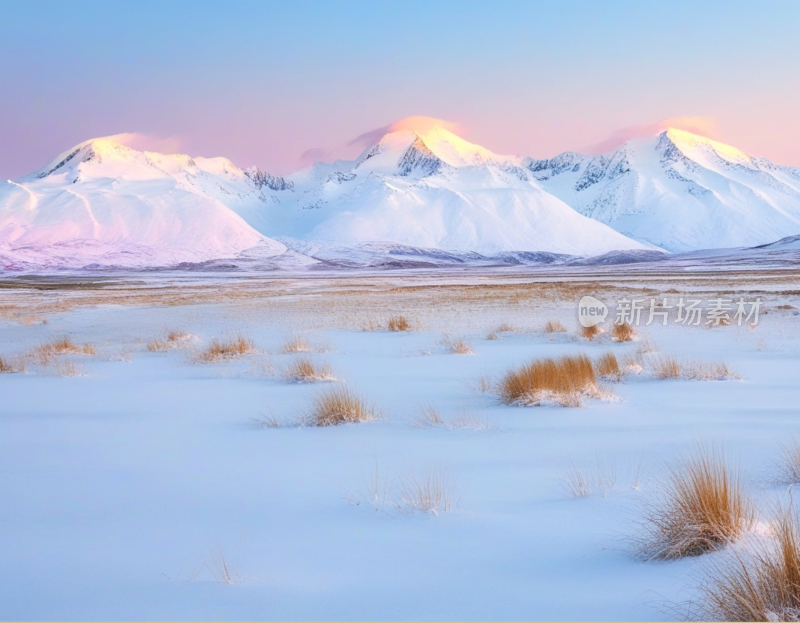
529 128 800 252
2 271 800 620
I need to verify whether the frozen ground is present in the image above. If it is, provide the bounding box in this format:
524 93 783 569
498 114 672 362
1 267 800 621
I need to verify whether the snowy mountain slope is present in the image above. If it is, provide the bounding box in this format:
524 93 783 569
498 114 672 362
0 138 287 267
245 123 651 256
527 128 800 252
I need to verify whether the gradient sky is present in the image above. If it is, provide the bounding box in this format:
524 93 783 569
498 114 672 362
2 0 800 179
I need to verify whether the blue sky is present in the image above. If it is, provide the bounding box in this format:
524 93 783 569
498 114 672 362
2 0 799 177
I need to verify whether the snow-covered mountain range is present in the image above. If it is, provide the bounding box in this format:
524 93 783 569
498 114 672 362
2 119 800 269
527 128 800 252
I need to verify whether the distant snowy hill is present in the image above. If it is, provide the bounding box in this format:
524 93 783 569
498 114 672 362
527 129 800 252
246 124 651 257
0 138 286 268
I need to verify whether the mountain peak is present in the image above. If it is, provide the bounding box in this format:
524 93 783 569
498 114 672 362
660 127 753 166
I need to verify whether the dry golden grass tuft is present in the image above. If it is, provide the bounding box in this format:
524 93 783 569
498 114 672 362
699 505 800 622
396 467 458 515
283 357 335 383
581 324 601 340
307 387 377 427
475 373 494 393
441 336 474 354
147 330 193 352
560 458 619 499
30 336 96 365
0 355 24 373
280 334 313 354
412 406 493 431
252 412 282 428
653 355 682 379
595 352 623 381
776 437 800 485
611 322 635 342
638 446 754 560
387 315 412 332
651 355 738 381
54 359 85 377
499 354 605 407
411 405 445 428
685 361 739 381
544 320 567 333
195 335 256 363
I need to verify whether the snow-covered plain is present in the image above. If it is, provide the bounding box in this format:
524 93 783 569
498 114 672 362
1 266 800 621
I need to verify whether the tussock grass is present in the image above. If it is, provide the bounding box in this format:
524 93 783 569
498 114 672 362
581 324 601 340
387 315 412 332
147 330 193 352
653 355 682 379
252 412 282 428
776 437 800 485
280 334 313 353
544 320 567 333
412 405 445 428
595 352 623 381
441 336 474 354
699 505 800 622
0 355 24 373
54 359 85 377
396 467 458 515
475 373 494 393
412 406 493 431
346 464 459 516
652 355 738 380
638 446 754 560
499 354 606 407
560 458 619 498
611 322 635 342
30 337 95 364
196 334 256 362
205 542 241 585
307 387 377 427
283 357 335 383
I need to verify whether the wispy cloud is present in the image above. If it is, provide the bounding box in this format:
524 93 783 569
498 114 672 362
586 117 720 154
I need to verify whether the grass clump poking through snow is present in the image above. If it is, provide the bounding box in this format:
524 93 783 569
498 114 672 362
639 446 754 560
441 336 474 354
544 320 567 333
499 354 605 407
699 505 800 622
653 355 682 379
31 336 96 364
581 324 601 340
280 334 313 354
283 357 335 383
651 355 738 381
396 467 458 515
147 330 193 352
387 315 412 332
776 437 800 485
0 356 24 373
308 387 377 427
611 322 635 342
595 352 623 381
196 334 255 362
